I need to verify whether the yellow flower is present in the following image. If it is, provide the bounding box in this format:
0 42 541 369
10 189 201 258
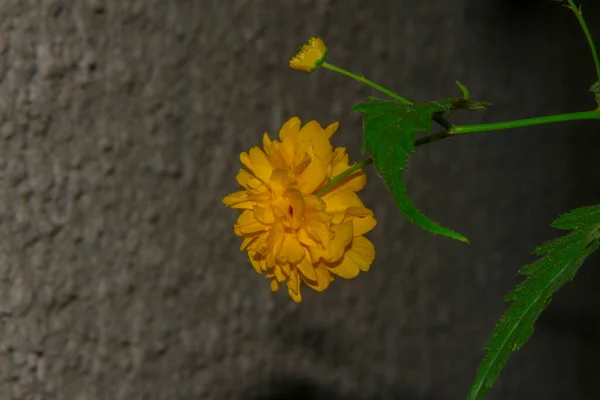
289 37 328 72
223 117 377 302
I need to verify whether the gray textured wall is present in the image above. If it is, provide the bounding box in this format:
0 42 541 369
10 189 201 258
0 0 599 399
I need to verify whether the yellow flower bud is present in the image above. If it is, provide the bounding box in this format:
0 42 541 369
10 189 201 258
289 37 328 72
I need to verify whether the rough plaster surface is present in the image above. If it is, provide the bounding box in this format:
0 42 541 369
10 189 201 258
0 0 599 399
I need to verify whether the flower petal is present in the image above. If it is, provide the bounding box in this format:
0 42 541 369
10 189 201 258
223 190 256 209
280 262 291 275
265 222 285 266
228 200 256 210
306 221 331 247
287 269 302 302
324 121 339 139
240 147 273 183
269 168 296 197
223 190 251 207
297 157 327 194
296 256 317 281
278 118 301 167
350 214 377 236
279 117 301 142
263 132 272 152
344 207 377 236
330 212 345 225
330 147 348 166
297 227 318 247
240 236 256 251
236 168 263 190
274 265 285 282
307 220 351 263
326 256 360 279
334 169 367 193
304 265 332 292
347 235 375 272
303 195 331 223
292 156 312 176
254 204 275 225
248 252 263 274
299 121 333 163
328 220 353 262
279 234 305 264
326 235 375 278
321 190 364 214
237 210 269 235
270 279 281 292
265 142 288 170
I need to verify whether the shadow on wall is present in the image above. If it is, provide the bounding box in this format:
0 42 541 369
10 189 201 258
468 0 563 18
242 377 351 400
241 375 435 400
489 0 552 15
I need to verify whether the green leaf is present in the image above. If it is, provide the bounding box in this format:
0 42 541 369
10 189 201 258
456 81 470 99
353 98 468 243
552 204 600 230
468 205 600 400
450 82 491 111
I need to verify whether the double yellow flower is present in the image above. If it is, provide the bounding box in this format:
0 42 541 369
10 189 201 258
223 117 376 302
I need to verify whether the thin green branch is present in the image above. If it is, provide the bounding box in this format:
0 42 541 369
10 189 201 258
450 110 600 135
566 0 600 85
321 62 412 104
414 109 600 146
315 158 373 196
414 131 450 147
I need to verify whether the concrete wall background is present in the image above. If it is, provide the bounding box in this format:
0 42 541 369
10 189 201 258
0 0 599 399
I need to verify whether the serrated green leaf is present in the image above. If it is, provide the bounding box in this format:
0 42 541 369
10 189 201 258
352 98 468 243
552 204 600 229
468 205 600 400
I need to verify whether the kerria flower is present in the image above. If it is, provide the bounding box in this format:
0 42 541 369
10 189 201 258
289 37 328 72
223 117 377 302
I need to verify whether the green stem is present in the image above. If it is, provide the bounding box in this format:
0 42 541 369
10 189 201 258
414 131 450 147
322 62 412 104
566 0 600 85
449 110 600 135
415 109 600 147
321 62 452 128
315 158 373 196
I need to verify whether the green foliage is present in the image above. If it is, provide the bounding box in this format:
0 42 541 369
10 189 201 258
450 81 492 111
352 98 469 243
449 97 491 111
468 204 600 400
456 81 470 99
